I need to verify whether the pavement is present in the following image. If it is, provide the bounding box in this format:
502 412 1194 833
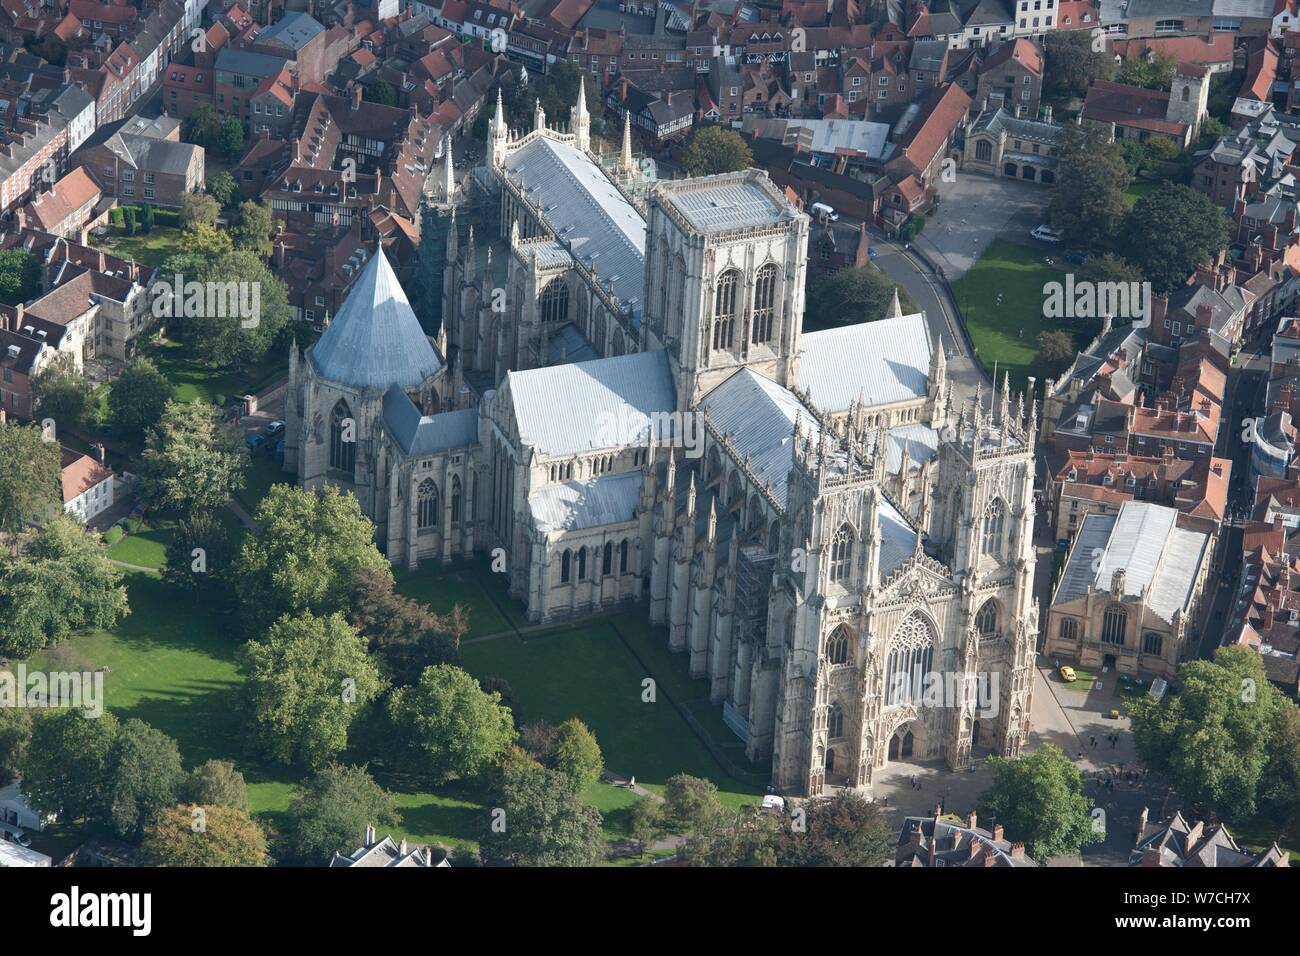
913 174 1051 281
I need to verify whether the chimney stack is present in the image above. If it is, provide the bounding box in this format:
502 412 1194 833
364 824 375 846
1010 842 1026 861
992 823 1004 842
351 83 363 110
966 809 977 830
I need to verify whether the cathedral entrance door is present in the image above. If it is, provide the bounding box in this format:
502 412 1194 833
825 749 835 773
888 730 914 760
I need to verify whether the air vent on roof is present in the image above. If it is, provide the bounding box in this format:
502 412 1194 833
6 344 19 359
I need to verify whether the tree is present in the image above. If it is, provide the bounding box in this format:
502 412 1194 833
0 248 40 304
123 205 138 236
163 510 236 601
503 60 603 139
663 773 722 831
107 357 172 444
239 611 385 769
0 707 33 785
232 199 276 257
172 248 291 368
21 709 120 822
683 792 891 866
347 567 464 684
0 421 61 542
681 805 781 866
1043 31 1114 101
232 484 393 633
682 126 753 177
551 718 603 793
0 515 129 657
179 192 221 231
1050 126 1131 249
1080 252 1144 288
31 352 92 434
979 743 1102 861
1116 52 1176 91
1122 183 1230 293
137 400 247 514
183 759 249 811
138 804 268 866
217 116 245 160
1130 646 1284 821
805 267 917 330
101 719 184 840
206 170 238 209
628 798 665 855
477 761 605 866
1199 115 1231 147
1033 329 1077 377
139 201 155 234
365 79 397 106
284 762 398 863
1258 703 1300 842
386 664 516 784
182 105 222 150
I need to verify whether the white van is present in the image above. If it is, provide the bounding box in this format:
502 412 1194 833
811 202 839 221
1031 224 1061 243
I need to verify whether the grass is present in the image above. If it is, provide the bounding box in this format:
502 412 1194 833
950 238 1100 391
146 338 285 406
1123 181 1159 209
105 510 246 570
395 558 528 639
1057 666 1098 691
237 456 290 515
90 225 187 270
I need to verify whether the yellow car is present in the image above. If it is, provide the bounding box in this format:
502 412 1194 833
1059 666 1077 683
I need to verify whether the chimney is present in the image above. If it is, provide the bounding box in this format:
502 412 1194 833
992 823 1004 842
968 837 981 860
96 443 105 463
351 83 362 110
966 809 977 831
398 838 408 855
364 824 375 846
1139 847 1163 866
1010 842 1026 861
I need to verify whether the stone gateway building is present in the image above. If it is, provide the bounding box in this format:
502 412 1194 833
284 84 1038 796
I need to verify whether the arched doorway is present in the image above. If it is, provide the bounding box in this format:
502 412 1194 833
1004 162 1017 177
888 729 915 759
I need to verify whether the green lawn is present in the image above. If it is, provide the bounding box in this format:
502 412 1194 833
396 558 528 639
90 225 187 270
105 510 246 570
951 238 1100 391
237 456 290 515
146 339 285 406
1123 181 1159 209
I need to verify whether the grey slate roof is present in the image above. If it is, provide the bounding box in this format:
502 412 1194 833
255 11 325 51
383 387 478 457
878 494 919 579
657 170 799 235
799 312 932 411
309 249 443 390
214 47 291 79
529 471 644 532
506 349 676 456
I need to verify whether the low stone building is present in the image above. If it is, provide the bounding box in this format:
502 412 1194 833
962 104 1062 184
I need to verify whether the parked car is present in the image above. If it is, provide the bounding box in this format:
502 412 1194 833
246 434 265 452
2 827 32 847
265 420 285 439
1064 249 1089 264
1031 224 1062 243
867 246 878 260
1059 665 1077 683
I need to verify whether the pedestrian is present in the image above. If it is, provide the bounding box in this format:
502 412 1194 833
1090 736 1097 747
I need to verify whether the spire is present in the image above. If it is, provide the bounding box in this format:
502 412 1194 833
441 134 454 201
510 218 519 249
619 109 635 176
707 496 717 542
465 224 476 281
534 96 546 132
573 76 591 152
488 88 508 168
494 87 505 129
887 285 903 319
446 205 458 258
1000 371 1011 424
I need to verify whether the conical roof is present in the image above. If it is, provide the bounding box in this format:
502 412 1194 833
309 247 443 390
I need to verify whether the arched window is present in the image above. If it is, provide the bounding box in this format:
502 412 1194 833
826 625 851 665
329 399 355 475
981 499 1005 558
830 523 854 583
561 549 571 583
751 263 777 344
1142 632 1163 656
619 538 629 574
450 475 462 524
768 520 781 555
602 541 613 576
885 612 936 706
976 139 992 161
712 269 738 350
975 600 998 636
540 277 569 324
417 478 439 530
1102 604 1127 645
827 701 845 739
577 547 587 580
1181 85 1190 102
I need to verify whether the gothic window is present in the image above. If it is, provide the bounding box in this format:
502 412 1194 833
451 475 462 524
826 625 851 665
577 547 587 580
329 399 355 475
976 139 992 161
602 541 613 576
1181 85 1190 102
827 701 845 739
1058 617 1078 643
1101 604 1127 645
885 612 936 706
975 599 998 636
540 277 569 324
981 499 1005 558
619 538 629 574
1142 632 1163 656
768 520 781 555
830 523 854 582
417 478 439 530
751 263 777 344
658 238 670 324
712 269 738 350
561 549 572 583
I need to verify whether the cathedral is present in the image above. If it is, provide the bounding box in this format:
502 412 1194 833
283 83 1038 796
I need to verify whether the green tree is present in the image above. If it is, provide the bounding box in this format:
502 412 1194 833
806 266 917 330
387 664 516 784
1122 182 1230 293
663 773 722 831
682 126 753 177
183 759 249 811
0 707 33 784
101 719 184 840
284 762 399 863
0 515 129 657
1199 115 1231 147
979 742 1102 861
21 709 120 822
683 792 891 866
232 484 393 633
1033 329 1077 377
163 511 236 602
478 761 605 866
1130 646 1284 821
138 804 268 866
139 201 155 234
681 804 781 866
107 357 172 444
0 248 40 304
123 205 138 236
172 248 291 369
1258 703 1300 841
217 116 245 160
31 352 92 433
0 421 61 542
182 104 222 149
137 400 247 514
239 611 385 769
1050 126 1131 249
1116 52 1176 91
628 797 665 855
231 199 275 257
365 79 397 106
206 170 238 208
551 718 603 793
179 192 221 231
347 567 464 684
1080 252 1144 287
1043 30 1114 101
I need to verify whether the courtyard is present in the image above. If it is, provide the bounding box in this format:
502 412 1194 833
918 173 1052 281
